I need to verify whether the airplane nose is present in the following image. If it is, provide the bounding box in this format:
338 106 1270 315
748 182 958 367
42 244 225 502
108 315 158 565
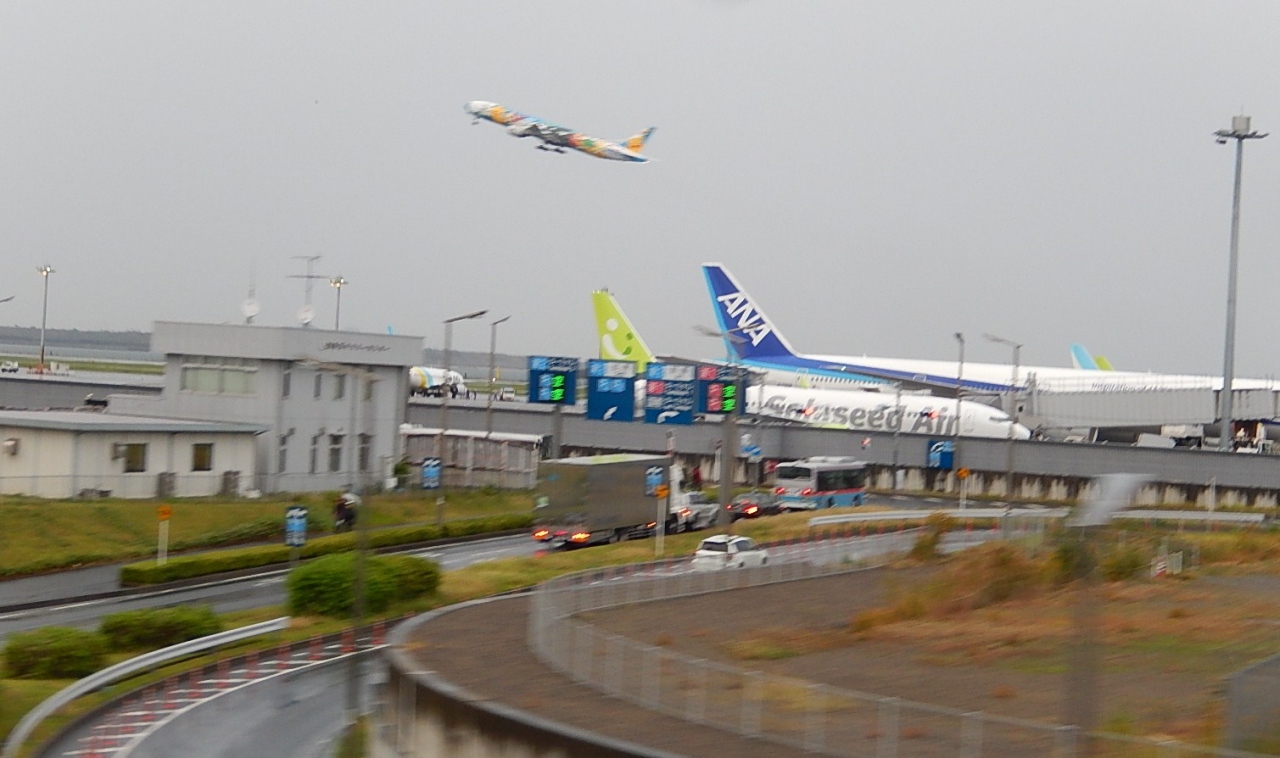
465 101 492 115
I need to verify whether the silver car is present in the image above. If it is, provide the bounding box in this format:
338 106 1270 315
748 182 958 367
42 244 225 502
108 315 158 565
691 534 769 571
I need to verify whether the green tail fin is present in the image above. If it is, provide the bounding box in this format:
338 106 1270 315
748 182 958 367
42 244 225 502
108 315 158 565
592 289 656 371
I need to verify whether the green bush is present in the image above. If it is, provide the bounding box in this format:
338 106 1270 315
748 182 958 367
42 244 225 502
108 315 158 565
100 606 224 651
119 513 530 586
5 627 107 679
287 553 441 617
909 512 956 561
1101 543 1148 582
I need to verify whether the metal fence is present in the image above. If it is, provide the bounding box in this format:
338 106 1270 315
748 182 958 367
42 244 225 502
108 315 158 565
529 527 1268 758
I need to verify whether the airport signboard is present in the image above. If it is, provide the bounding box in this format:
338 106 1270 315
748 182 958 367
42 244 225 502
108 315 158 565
644 362 695 425
696 364 741 414
927 439 955 470
586 359 636 422
528 356 579 404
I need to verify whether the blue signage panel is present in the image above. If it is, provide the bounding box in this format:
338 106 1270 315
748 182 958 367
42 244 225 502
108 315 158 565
421 457 442 489
586 359 636 422
284 505 309 548
528 356 579 404
927 439 955 470
696 364 741 414
644 465 664 496
643 362 696 425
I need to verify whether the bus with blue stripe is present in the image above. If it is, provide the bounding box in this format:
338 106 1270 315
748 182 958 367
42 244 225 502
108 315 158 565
773 456 869 510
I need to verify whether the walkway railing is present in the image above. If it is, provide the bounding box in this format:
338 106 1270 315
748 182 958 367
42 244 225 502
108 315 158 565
528 526 1266 758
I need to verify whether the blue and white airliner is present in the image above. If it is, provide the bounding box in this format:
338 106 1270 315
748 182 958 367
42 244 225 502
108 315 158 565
702 263 1280 397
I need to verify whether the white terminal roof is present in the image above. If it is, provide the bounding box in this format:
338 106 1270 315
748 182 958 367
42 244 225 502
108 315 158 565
399 424 544 445
0 410 269 434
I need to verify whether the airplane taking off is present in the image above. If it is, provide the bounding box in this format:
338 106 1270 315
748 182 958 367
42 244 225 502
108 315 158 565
592 289 1028 439
701 262 1280 397
465 101 655 163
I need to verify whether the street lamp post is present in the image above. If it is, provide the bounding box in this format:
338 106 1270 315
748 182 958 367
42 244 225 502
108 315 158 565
329 276 347 330
439 309 487 467
36 266 54 373
1214 115 1267 451
984 332 1022 495
485 315 511 436
954 332 965 508
695 325 748 527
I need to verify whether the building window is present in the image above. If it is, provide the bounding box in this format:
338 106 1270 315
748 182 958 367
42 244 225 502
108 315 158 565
334 374 346 400
329 434 344 473
123 443 148 473
192 443 214 472
363 376 374 401
278 436 288 473
358 434 372 472
309 433 321 474
314 373 323 399
282 368 292 399
179 356 257 395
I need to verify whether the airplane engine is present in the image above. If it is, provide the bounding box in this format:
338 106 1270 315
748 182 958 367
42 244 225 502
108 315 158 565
506 123 533 138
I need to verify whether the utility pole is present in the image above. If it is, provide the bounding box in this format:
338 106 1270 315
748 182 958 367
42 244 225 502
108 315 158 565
1213 115 1267 451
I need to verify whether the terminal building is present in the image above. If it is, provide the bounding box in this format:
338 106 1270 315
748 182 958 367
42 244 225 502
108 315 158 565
111 322 423 494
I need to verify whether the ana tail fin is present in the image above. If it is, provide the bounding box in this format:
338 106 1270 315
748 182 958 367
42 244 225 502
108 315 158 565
592 289 656 371
624 127 656 153
701 263 799 361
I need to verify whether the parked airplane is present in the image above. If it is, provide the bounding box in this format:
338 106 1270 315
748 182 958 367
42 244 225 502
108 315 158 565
592 290 1028 439
701 262 1280 397
408 366 467 397
466 101 655 163
1070 344 1114 371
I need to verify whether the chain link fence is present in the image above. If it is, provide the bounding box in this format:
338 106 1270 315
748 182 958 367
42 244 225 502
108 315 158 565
529 525 1268 758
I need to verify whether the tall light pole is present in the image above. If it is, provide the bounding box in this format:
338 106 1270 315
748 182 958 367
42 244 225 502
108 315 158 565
329 276 347 330
695 324 748 527
1214 115 1267 451
485 315 511 436
984 332 1022 495
36 266 54 374
439 309 487 466
954 332 965 507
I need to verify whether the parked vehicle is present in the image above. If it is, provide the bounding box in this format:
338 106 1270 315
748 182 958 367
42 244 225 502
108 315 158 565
691 534 769 571
0 361 18 373
727 491 784 521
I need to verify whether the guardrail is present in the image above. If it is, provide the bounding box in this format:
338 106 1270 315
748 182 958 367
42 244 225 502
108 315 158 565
1113 510 1268 524
2 616 290 758
807 508 1070 527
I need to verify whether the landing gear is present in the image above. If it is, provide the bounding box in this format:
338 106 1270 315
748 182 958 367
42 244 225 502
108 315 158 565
536 144 567 154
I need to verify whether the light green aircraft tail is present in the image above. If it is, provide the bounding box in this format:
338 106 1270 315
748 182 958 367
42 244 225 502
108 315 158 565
592 289 656 371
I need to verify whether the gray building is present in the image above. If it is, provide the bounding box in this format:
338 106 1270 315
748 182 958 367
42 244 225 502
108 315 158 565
111 322 423 494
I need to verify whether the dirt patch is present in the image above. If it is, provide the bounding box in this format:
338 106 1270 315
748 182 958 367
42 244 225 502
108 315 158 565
587 563 1280 744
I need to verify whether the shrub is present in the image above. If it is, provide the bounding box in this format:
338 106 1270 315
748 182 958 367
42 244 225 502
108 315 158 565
100 606 224 651
1101 543 1147 582
5 627 107 679
287 553 441 618
909 512 956 561
1050 536 1095 584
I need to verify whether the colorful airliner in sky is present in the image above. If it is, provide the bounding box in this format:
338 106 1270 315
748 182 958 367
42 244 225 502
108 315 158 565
465 101 655 162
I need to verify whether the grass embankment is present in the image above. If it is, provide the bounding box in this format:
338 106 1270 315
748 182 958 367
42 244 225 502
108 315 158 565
0 356 163 375
0 489 532 578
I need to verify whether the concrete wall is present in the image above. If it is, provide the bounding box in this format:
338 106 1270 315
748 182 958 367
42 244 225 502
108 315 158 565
375 600 681 758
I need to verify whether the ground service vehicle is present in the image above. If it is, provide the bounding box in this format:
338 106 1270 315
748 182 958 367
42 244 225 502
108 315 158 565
727 490 784 521
774 456 869 510
691 534 769 570
533 454 671 548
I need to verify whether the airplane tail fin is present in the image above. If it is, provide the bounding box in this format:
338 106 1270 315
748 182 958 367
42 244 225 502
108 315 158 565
701 263 800 362
1069 344 1098 370
592 289 656 371
624 127 656 153
1070 343 1116 371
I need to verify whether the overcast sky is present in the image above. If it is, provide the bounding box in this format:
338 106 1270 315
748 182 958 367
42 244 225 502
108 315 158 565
3 2 1280 376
